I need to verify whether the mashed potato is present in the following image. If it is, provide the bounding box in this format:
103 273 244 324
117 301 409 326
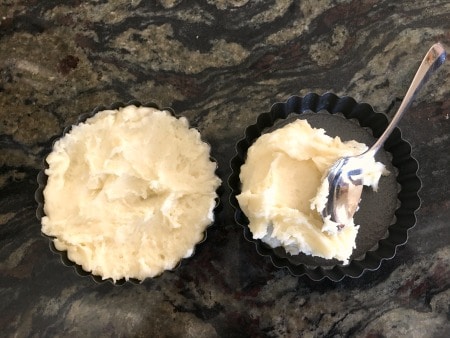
236 119 387 264
42 105 221 281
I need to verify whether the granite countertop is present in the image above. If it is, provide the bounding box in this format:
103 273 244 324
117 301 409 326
1 1 449 337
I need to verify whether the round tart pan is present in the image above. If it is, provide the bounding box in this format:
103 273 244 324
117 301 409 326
229 93 421 281
35 100 221 285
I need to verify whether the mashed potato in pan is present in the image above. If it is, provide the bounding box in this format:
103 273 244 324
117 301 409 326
236 119 387 264
42 105 221 281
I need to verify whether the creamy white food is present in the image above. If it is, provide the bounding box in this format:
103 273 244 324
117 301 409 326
42 105 221 281
236 119 388 264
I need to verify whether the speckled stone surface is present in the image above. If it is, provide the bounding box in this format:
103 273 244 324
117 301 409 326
1 1 449 337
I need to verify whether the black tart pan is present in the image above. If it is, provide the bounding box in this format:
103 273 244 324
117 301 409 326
229 93 421 281
35 100 221 285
